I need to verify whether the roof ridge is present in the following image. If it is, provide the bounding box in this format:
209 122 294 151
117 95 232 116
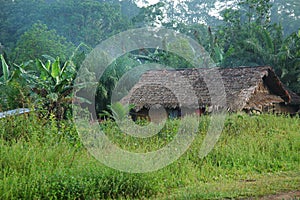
144 66 272 72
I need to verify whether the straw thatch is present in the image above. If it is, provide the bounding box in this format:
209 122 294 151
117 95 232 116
121 66 300 115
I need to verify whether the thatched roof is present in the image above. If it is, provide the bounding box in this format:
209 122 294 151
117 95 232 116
121 66 299 112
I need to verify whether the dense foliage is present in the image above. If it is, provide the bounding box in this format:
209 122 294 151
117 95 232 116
0 0 299 114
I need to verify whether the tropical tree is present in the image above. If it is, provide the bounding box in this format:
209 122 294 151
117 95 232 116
16 56 82 119
214 0 300 94
0 0 133 62
0 54 30 110
214 0 279 66
12 22 75 63
275 31 300 93
271 0 300 36
132 2 165 27
96 54 140 115
0 0 47 50
0 54 12 85
43 0 132 46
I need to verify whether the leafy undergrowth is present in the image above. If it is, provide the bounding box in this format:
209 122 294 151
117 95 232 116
0 113 299 199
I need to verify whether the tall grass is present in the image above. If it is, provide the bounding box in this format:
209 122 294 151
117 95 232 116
0 113 299 199
0 114 158 199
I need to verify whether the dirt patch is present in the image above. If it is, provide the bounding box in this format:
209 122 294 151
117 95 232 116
257 191 300 200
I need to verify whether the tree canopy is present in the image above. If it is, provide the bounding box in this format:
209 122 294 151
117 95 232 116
0 0 299 115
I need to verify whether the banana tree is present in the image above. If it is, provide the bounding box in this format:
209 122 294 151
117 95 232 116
18 56 89 119
0 54 13 85
0 54 29 110
0 54 12 109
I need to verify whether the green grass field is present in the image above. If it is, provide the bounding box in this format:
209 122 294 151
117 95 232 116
0 113 299 199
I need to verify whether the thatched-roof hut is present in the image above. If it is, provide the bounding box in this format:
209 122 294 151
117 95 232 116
121 66 300 119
